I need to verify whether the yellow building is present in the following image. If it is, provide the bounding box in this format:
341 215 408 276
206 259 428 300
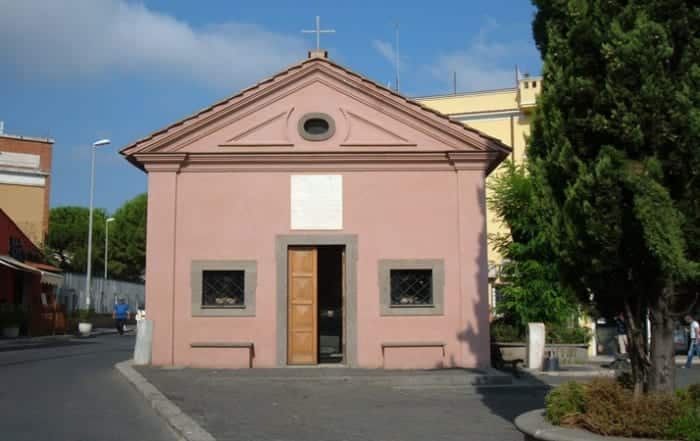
416 75 542 308
0 123 54 246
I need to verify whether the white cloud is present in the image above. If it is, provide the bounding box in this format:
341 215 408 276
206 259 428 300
373 40 397 66
0 0 306 90
426 20 539 92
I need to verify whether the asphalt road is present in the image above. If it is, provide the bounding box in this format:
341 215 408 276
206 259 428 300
0 334 174 441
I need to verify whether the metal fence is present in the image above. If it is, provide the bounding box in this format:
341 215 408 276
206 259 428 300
56 272 145 314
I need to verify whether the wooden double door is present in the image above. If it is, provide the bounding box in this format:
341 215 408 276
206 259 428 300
287 246 344 365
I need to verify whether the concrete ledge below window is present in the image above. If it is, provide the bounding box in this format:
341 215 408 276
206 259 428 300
190 342 254 348
378 259 444 316
191 260 257 317
189 342 255 368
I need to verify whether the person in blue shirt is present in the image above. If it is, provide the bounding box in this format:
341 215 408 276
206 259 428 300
113 298 130 335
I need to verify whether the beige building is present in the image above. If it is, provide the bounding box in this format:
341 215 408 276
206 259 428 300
0 123 54 246
416 75 542 307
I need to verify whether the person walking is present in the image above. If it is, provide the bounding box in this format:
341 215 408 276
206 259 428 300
615 313 628 357
685 314 699 369
113 298 130 335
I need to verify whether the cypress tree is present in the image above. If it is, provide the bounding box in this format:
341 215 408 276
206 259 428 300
529 0 700 393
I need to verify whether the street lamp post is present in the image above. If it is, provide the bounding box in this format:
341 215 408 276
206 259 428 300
102 217 115 312
84 139 111 313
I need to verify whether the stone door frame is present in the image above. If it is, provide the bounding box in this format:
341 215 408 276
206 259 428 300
275 234 358 367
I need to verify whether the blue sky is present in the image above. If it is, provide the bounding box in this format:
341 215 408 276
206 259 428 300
0 0 542 213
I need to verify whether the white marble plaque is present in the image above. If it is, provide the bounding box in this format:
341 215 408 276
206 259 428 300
291 175 343 230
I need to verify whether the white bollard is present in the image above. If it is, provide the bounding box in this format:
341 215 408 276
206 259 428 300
527 323 546 369
133 320 153 365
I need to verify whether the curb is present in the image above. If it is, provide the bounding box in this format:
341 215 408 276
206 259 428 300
115 361 216 441
515 409 667 441
527 369 616 377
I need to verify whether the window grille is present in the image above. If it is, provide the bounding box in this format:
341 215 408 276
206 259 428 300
390 269 433 306
202 270 245 307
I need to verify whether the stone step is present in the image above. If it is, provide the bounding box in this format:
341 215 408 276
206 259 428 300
186 367 513 386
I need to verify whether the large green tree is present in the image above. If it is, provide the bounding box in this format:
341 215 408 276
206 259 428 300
108 194 147 282
46 194 147 282
46 206 107 274
530 0 700 393
488 161 579 330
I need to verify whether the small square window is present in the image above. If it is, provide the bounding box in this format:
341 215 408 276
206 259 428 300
202 270 245 308
390 269 433 306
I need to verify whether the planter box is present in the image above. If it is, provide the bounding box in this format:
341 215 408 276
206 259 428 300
544 344 588 365
495 342 527 362
2 326 20 338
515 409 669 441
494 342 589 366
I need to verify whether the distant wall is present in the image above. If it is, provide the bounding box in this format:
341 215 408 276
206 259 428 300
56 272 144 314
0 135 54 244
0 184 45 245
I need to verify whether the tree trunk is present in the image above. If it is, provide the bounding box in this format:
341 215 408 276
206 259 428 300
625 299 649 396
648 288 676 393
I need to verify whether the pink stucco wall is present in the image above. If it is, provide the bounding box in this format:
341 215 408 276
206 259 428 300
145 168 489 369
134 57 502 370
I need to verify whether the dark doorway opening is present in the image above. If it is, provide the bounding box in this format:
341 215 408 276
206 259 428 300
317 245 344 364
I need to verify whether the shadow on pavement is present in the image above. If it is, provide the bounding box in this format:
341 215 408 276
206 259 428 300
0 338 97 353
0 337 133 367
475 368 551 423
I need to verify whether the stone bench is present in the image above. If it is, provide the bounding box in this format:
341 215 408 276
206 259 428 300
189 342 255 368
381 342 447 369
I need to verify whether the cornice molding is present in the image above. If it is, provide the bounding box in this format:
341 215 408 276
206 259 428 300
137 153 186 172
134 151 500 173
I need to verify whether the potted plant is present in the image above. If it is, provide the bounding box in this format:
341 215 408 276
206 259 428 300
77 309 94 337
0 304 25 338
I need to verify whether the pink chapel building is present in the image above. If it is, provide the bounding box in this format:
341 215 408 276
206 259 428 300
121 50 510 369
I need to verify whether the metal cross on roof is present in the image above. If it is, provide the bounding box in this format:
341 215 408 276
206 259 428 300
302 16 335 50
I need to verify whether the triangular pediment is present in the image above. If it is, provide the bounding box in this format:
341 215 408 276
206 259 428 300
121 56 510 167
221 109 294 147
341 110 414 147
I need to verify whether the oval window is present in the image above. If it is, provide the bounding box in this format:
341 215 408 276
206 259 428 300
298 113 335 141
303 118 330 135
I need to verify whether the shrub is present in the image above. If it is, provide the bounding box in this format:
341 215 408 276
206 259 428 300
668 408 700 441
546 323 591 344
579 380 679 438
686 383 700 405
616 371 635 390
548 379 699 439
76 309 95 322
490 321 523 342
545 381 585 425
0 304 27 327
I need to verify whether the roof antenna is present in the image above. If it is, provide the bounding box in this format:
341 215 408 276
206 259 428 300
394 22 400 93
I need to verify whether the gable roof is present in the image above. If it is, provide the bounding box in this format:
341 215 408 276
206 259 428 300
121 55 511 168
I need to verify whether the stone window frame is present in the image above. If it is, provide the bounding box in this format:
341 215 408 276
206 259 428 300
297 112 336 141
191 260 257 317
378 259 444 316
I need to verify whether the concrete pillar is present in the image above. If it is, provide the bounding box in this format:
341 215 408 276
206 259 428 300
527 323 546 369
133 320 154 365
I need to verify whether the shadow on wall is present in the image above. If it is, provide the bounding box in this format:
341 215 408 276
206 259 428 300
457 186 551 423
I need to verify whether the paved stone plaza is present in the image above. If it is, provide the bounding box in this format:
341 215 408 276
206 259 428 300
138 367 550 441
